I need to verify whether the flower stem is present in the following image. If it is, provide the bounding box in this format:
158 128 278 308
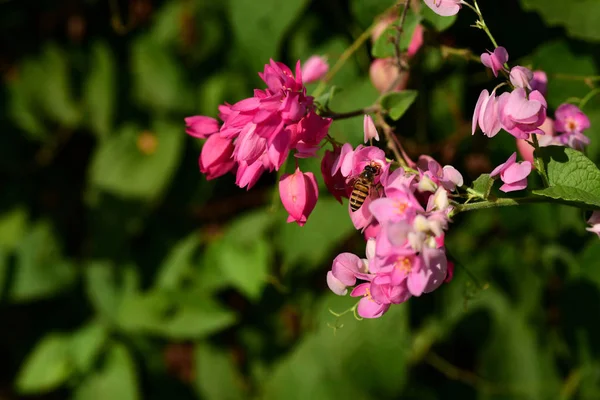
579 87 600 109
319 105 380 120
452 196 548 214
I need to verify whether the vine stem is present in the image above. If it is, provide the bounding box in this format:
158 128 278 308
319 105 381 120
451 196 569 215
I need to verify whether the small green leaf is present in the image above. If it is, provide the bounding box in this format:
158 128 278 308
69 320 109 373
73 342 139 400
0 207 28 250
155 233 201 291
371 13 421 59
10 221 75 302
219 238 270 301
470 174 493 200
380 90 418 120
84 42 115 139
421 5 457 31
85 261 120 323
16 334 73 394
89 120 184 201
532 146 600 209
195 342 245 400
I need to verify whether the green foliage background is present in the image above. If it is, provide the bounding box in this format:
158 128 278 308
1 0 600 398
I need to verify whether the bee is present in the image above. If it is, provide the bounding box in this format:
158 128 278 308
350 162 381 212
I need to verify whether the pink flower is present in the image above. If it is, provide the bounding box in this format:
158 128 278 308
497 88 547 139
423 0 462 16
186 59 332 190
530 71 548 97
480 47 509 77
199 134 235 179
553 104 590 151
351 283 391 318
327 272 348 296
301 55 329 84
516 117 556 164
369 58 409 93
472 89 502 138
331 253 367 287
407 25 424 58
321 147 348 204
279 168 319 226
586 211 600 238
490 152 532 192
416 155 464 192
185 116 220 138
363 115 380 143
509 66 533 89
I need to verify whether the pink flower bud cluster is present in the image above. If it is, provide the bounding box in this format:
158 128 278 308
326 151 462 318
185 59 332 189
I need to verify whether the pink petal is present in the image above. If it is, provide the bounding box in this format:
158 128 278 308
490 152 517 177
363 114 380 143
472 90 489 135
499 178 528 192
326 271 348 296
501 161 531 184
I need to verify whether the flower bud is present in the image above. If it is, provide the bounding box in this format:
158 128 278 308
363 115 380 143
301 55 329 84
530 71 548 97
279 168 319 226
480 47 508 77
509 66 533 89
369 58 409 93
199 134 235 180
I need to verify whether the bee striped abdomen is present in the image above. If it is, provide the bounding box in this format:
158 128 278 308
350 179 371 212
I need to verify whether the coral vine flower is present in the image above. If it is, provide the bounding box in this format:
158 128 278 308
199 134 236 180
321 147 348 204
497 88 547 139
516 117 556 164
587 211 600 239
490 152 532 192
481 47 509 77
301 55 329 84
530 71 548 97
369 58 409 93
554 104 591 150
363 115 380 143
423 0 462 16
472 89 502 138
279 168 319 227
509 66 533 89
185 59 332 189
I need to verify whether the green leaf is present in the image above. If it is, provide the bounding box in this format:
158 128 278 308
194 342 245 400
470 174 493 200
380 90 418 120
262 294 409 399
155 233 201 291
69 320 109 373
84 42 115 139
276 197 355 271
520 0 600 42
10 221 76 302
73 342 139 400
532 146 600 209
85 261 121 323
219 237 270 301
16 334 73 394
89 120 184 200
0 207 28 250
350 0 393 28
421 5 456 31
131 36 192 113
228 0 309 72
371 13 421 59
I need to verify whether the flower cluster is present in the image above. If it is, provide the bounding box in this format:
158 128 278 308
185 59 331 190
326 144 462 318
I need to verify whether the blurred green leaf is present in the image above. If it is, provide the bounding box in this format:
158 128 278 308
198 72 248 117
533 146 600 208
155 233 200 291
580 239 600 287
117 290 236 339
262 294 409 399
520 0 600 42
16 334 73 394
195 342 245 400
0 207 28 250
277 197 355 271
131 36 192 113
69 320 109 373
371 14 421 59
149 0 184 46
73 342 139 400
85 261 121 323
380 90 418 120
7 77 47 140
84 42 115 139
350 0 392 29
421 5 456 31
228 0 309 71
10 221 75 302
89 120 184 200
219 238 270 300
